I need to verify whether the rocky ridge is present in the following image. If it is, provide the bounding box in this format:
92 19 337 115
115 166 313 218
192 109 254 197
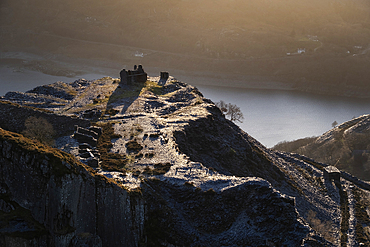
0 75 370 246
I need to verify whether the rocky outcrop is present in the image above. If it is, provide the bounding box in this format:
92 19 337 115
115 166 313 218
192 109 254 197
143 178 316 247
26 81 77 101
0 128 144 247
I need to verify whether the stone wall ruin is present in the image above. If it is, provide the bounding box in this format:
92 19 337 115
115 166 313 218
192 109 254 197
120 65 147 85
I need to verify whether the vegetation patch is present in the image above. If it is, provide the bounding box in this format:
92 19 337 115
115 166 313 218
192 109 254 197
153 163 171 175
277 165 305 196
301 159 324 171
95 123 127 172
101 153 128 172
126 140 143 153
143 163 172 175
104 108 119 116
22 116 56 146
272 137 317 153
0 100 53 114
306 210 335 243
290 162 318 188
251 146 273 165
140 81 163 96
115 87 142 99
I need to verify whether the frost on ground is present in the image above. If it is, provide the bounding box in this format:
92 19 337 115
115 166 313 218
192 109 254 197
4 75 370 246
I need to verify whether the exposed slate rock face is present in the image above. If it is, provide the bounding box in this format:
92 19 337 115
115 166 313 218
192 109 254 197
143 178 313 247
0 129 145 247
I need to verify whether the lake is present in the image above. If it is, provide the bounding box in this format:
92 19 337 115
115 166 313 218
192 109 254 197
0 66 105 95
1 67 370 148
193 84 370 147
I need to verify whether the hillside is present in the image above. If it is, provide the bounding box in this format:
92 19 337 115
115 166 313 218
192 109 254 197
273 115 370 181
0 74 370 246
2 0 370 97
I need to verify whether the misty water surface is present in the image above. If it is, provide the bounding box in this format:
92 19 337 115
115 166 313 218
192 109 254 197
0 67 108 96
195 85 370 147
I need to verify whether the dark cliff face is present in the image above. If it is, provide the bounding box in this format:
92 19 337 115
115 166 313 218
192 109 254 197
1 76 370 246
0 129 144 246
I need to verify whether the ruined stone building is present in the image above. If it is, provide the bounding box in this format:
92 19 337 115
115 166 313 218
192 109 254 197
120 64 147 84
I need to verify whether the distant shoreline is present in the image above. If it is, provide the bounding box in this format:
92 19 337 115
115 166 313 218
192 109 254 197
0 51 294 95
1 50 369 99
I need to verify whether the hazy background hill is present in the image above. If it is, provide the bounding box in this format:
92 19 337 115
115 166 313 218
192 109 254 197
2 0 370 96
273 115 370 180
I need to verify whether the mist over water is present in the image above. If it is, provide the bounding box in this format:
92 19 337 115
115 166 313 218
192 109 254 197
195 85 370 148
